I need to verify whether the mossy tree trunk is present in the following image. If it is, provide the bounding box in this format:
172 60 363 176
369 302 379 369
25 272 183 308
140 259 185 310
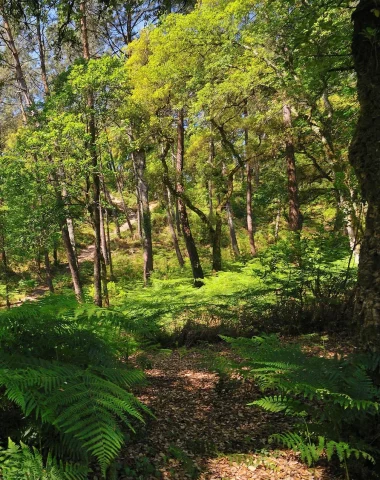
349 0 380 350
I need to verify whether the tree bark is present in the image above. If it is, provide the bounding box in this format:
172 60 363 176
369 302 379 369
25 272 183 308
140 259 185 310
44 250 54 293
66 217 78 264
208 135 215 218
164 186 184 268
62 221 84 301
1 7 33 119
283 105 303 231
225 201 240 258
212 213 222 271
36 10 49 97
105 208 115 280
99 202 109 265
246 161 257 255
80 0 102 306
132 148 153 283
53 244 59 267
176 110 204 285
349 0 380 350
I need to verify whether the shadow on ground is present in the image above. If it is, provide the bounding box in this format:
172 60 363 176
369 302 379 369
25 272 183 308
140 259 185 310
118 346 340 480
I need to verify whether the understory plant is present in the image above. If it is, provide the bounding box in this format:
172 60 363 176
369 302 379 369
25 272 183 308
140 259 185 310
0 295 148 478
222 334 380 479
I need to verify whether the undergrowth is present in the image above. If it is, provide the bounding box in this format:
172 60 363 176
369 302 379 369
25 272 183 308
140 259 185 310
220 334 380 480
0 296 148 479
109 231 356 347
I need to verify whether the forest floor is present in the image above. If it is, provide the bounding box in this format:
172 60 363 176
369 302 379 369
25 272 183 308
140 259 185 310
120 345 341 480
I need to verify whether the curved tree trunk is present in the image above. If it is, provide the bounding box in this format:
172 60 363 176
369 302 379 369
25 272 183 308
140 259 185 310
176 110 204 285
349 0 380 350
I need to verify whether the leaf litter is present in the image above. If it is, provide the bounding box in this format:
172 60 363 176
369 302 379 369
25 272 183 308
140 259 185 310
119 345 342 480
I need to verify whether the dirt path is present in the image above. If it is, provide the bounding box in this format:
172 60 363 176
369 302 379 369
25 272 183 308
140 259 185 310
120 347 340 480
76 201 159 263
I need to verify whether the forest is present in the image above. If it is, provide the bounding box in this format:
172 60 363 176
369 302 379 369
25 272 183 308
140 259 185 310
0 0 379 478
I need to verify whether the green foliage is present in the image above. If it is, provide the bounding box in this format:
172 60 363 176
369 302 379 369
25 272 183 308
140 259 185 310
0 296 148 477
0 439 88 480
223 335 380 471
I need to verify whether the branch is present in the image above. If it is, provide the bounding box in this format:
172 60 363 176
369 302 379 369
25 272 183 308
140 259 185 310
299 147 334 183
160 143 214 232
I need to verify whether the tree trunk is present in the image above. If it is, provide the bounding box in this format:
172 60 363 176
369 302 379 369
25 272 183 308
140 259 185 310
116 179 134 234
105 208 115 280
62 222 84 301
164 186 184 267
283 105 303 231
44 250 54 293
246 161 257 255
80 0 102 306
1 243 10 309
132 149 153 284
176 110 204 285
101 255 109 306
1 8 33 119
349 0 380 350
212 213 222 271
225 201 240 258
172 148 181 236
66 217 78 264
53 244 59 267
244 105 257 255
36 11 49 97
99 202 109 265
208 135 215 218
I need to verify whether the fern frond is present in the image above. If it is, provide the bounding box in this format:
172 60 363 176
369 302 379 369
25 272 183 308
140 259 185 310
250 395 307 416
0 354 147 476
0 439 89 480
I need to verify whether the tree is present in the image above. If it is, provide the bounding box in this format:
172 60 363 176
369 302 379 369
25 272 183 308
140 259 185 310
349 0 380 351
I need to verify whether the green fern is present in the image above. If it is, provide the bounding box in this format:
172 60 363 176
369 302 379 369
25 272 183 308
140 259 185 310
0 297 149 478
0 439 89 479
223 334 380 470
0 354 147 475
272 433 375 466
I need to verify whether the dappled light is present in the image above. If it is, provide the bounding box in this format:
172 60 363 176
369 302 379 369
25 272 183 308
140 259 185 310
0 0 379 479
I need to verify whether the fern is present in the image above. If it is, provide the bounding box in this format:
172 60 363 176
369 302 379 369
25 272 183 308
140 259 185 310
224 335 380 470
0 439 89 479
0 354 147 475
0 297 149 478
272 433 375 466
